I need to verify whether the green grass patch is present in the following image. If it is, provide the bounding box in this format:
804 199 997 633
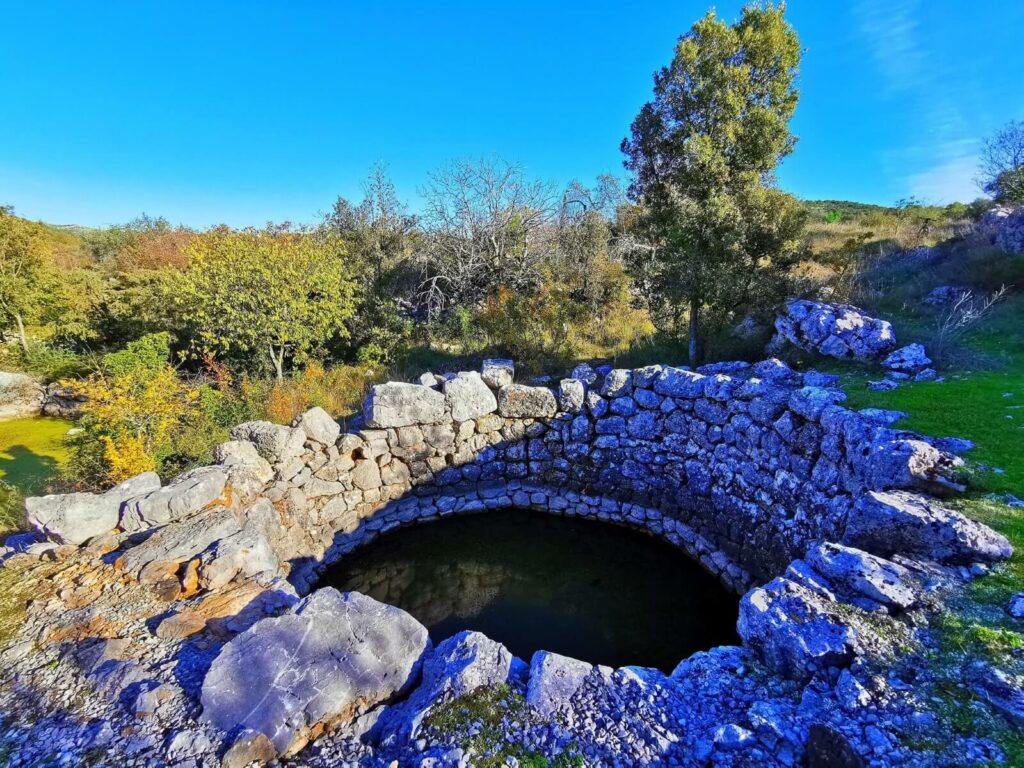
0 418 74 495
422 684 584 768
0 417 74 535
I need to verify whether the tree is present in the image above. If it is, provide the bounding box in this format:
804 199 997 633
177 227 358 380
0 206 48 352
979 120 1024 205
416 158 556 320
321 166 418 363
621 3 803 362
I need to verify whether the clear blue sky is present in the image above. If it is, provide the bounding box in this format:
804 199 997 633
2 1 1022 228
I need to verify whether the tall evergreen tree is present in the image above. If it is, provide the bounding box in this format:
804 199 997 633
622 2 804 362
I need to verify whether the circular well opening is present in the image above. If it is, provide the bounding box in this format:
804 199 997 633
316 507 739 671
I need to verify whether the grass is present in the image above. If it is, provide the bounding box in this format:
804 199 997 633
422 684 584 768
823 236 1024 765
0 417 74 536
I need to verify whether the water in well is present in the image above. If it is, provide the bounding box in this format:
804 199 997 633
317 508 738 671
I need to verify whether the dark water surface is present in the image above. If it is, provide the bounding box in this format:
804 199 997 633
318 509 738 671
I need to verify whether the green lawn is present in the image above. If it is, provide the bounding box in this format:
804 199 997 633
0 417 73 536
0 417 73 496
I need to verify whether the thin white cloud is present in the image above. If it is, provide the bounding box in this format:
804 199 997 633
852 0 984 203
852 0 928 94
907 151 981 204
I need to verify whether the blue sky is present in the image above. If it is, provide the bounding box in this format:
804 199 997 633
2 1 1022 228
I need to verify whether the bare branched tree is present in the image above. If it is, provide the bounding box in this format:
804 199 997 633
415 158 556 320
934 285 1010 357
978 120 1024 205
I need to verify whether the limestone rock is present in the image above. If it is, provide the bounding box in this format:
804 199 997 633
293 406 341 446
481 358 514 389
0 371 44 419
363 383 446 428
497 384 557 418
882 343 931 374
807 542 917 612
221 729 278 768
558 379 586 414
197 527 279 591
377 630 515 743
772 299 896 360
737 577 857 682
844 490 1013 565
118 505 243 579
214 440 274 485
444 372 498 422
26 472 161 545
1009 593 1024 619
230 421 306 462
526 651 593 716
201 589 429 756
966 661 1024 727
120 466 228 533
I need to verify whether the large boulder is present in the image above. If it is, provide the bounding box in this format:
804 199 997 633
201 589 429 757
0 371 44 420
526 651 593 716
772 300 896 360
737 577 858 682
119 466 228 533
363 383 446 428
25 472 161 545
230 421 306 463
497 384 557 418
376 631 516 743
995 206 1024 254
806 542 917 612
844 490 1013 565
444 372 498 422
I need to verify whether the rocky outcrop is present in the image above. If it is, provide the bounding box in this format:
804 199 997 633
200 588 429 757
993 206 1024 254
0 371 45 420
119 466 227 532
844 490 1012 564
771 300 897 360
25 472 161 545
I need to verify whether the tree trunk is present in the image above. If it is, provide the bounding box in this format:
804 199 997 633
14 313 28 354
268 345 284 382
688 294 699 365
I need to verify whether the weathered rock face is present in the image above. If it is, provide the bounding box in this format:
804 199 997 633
844 490 1012 564
375 630 516 744
119 466 228 533
26 472 161 545
363 383 447 428
526 651 596 717
0 371 44 420
737 577 859 682
200 588 429 757
993 206 1024 254
772 300 897 360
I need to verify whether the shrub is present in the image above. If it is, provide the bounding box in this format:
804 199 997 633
265 362 381 425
